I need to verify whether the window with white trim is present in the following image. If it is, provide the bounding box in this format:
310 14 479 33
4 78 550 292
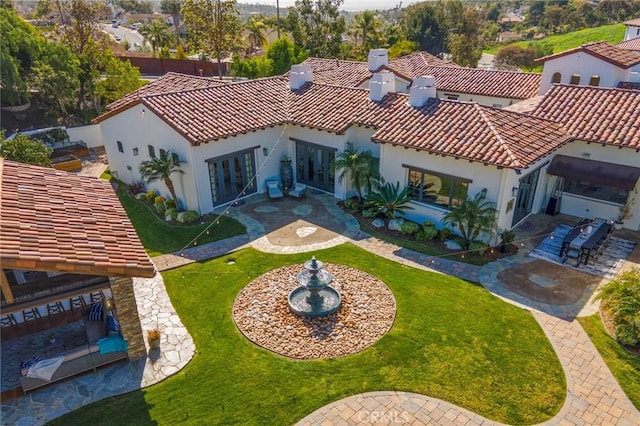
407 167 470 209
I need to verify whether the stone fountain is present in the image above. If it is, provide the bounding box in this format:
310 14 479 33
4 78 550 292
288 256 342 317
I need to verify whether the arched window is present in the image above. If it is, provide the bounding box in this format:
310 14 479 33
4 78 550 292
551 72 561 84
570 74 581 85
589 75 601 86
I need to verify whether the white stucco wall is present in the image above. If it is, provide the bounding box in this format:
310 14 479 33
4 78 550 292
539 54 631 94
625 25 640 41
66 124 103 148
99 105 197 211
549 142 640 230
379 144 509 242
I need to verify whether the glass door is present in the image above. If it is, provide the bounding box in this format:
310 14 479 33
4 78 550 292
207 149 257 206
295 140 335 193
512 167 541 226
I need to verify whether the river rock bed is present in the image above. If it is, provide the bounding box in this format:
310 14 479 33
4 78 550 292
232 264 396 359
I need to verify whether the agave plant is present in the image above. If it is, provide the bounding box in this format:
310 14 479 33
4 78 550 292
442 192 497 250
366 182 414 219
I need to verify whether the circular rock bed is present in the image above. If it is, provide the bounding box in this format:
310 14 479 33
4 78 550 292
232 264 396 359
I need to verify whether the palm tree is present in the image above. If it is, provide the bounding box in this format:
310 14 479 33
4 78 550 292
139 151 185 205
139 20 172 57
333 142 380 202
366 182 414 219
245 16 267 55
442 192 497 250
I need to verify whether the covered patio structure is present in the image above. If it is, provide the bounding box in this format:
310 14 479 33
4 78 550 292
0 159 155 396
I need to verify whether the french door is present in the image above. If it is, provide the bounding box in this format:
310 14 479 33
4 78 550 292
295 140 336 193
512 167 541 226
207 149 257 206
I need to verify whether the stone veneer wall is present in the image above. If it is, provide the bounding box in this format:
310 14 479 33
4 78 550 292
109 276 146 359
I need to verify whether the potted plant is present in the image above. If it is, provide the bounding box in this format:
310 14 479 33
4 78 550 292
279 155 293 191
147 329 161 350
47 333 56 344
614 198 634 230
498 229 516 253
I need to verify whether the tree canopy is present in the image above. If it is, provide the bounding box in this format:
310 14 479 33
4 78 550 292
0 132 53 167
287 0 345 58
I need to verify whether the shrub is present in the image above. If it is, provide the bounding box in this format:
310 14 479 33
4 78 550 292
165 208 178 221
439 228 452 241
415 229 427 241
469 240 489 256
401 221 420 235
343 198 361 211
155 202 166 215
423 221 435 228
135 193 147 200
128 180 146 195
362 209 378 219
422 225 438 240
180 210 200 223
165 199 177 210
154 195 167 204
146 190 156 201
596 268 640 347
366 182 414 219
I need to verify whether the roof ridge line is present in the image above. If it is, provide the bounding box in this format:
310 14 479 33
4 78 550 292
477 105 521 169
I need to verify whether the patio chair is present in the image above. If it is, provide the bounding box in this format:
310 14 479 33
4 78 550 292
265 180 283 200
289 182 307 198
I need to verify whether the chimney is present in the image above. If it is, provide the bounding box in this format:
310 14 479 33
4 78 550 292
290 64 313 90
367 48 388 72
408 75 437 107
369 72 395 102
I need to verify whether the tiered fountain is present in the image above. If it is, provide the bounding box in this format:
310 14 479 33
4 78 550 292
288 256 342 317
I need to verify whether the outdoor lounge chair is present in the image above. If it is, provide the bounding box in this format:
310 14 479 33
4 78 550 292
289 182 307 198
266 180 283 199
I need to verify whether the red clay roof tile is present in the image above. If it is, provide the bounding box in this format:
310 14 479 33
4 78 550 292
0 159 155 277
535 41 640 68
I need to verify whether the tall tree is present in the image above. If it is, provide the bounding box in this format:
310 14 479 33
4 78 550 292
161 0 183 43
30 42 80 116
139 20 172 57
95 54 144 106
60 0 111 111
0 132 53 167
139 151 185 205
448 6 483 67
266 36 306 75
354 10 381 51
287 0 345 58
183 0 242 78
401 1 449 56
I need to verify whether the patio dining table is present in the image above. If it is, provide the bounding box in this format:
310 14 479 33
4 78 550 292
561 218 612 266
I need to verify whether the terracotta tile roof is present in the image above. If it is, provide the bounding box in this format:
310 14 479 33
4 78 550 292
0 159 155 277
535 41 640 68
386 52 457 80
141 77 290 144
106 72 227 111
617 81 640 90
300 58 373 87
366 96 571 169
617 37 640 52
417 66 541 100
623 18 640 26
531 84 640 150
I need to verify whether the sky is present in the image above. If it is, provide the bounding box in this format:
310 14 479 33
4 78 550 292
237 0 419 12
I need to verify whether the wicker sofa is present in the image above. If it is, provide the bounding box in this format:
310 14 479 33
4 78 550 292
19 306 128 395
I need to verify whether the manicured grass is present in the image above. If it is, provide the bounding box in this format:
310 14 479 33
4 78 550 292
114 183 246 257
578 314 640 410
50 245 565 425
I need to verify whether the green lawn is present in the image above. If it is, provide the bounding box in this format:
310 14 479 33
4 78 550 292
50 245 565 425
114 183 246 257
578 314 640 410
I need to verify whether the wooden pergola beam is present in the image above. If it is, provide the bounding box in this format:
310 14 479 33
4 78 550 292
1 270 15 304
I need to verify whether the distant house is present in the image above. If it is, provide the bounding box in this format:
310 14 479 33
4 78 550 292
534 41 640 94
623 17 640 41
94 42 640 238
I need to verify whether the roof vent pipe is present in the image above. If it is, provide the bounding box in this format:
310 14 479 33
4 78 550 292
367 48 389 72
369 72 395 102
290 64 314 90
408 75 437 107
